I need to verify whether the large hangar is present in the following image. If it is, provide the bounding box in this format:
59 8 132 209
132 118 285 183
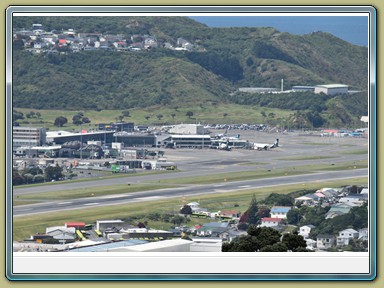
314 84 349 96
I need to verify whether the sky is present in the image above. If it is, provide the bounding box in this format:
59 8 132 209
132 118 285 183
189 16 369 47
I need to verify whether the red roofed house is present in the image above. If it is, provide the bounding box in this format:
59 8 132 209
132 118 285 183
58 38 67 47
260 217 283 227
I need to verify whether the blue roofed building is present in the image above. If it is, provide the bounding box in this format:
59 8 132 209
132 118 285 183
270 206 292 219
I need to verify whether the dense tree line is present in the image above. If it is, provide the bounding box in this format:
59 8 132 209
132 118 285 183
222 225 308 252
13 165 65 185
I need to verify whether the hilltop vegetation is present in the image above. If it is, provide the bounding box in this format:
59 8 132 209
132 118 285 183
12 16 368 127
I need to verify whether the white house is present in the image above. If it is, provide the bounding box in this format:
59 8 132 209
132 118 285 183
316 234 335 250
294 195 316 206
305 238 317 251
360 188 369 195
270 206 291 219
186 202 201 212
259 217 283 227
336 228 359 246
299 225 316 239
358 228 369 241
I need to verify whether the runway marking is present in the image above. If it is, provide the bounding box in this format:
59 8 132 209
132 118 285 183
238 185 251 188
57 202 72 205
214 189 232 193
213 184 225 187
102 195 127 199
84 202 99 206
135 196 165 200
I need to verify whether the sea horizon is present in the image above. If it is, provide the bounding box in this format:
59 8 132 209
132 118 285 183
189 16 368 47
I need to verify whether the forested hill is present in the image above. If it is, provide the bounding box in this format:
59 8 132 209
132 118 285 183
12 16 368 111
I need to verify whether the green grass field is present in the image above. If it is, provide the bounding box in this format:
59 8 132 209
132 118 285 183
14 104 293 131
13 177 367 241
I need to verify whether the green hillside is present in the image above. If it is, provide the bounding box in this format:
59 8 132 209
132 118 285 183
12 16 368 127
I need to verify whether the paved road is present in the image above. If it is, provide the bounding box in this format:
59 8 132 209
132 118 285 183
14 168 367 217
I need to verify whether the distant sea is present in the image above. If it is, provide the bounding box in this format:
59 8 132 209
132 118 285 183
189 16 368 47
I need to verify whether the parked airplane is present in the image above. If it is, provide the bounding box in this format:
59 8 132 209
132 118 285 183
253 139 279 151
218 140 232 151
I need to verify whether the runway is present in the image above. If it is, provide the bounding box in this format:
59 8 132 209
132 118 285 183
14 168 367 216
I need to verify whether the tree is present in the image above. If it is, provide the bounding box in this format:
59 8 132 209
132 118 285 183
33 174 45 183
145 115 151 121
222 226 282 252
171 113 176 119
171 215 185 226
247 226 281 248
223 113 228 118
23 173 34 184
26 111 36 119
263 193 294 207
286 208 302 225
186 111 194 119
122 110 131 117
156 114 163 121
282 232 307 251
72 114 83 125
24 166 43 175
247 194 259 225
82 117 91 124
44 165 64 181
260 242 288 252
179 205 193 215
54 116 68 127
13 110 24 122
137 222 146 228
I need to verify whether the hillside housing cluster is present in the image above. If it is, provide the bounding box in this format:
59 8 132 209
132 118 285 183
13 23 200 54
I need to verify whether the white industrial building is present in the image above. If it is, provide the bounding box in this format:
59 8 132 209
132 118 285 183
13 126 46 150
314 84 349 96
108 239 192 252
168 124 206 135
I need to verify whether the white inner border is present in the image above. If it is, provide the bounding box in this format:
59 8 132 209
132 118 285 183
9 8 374 279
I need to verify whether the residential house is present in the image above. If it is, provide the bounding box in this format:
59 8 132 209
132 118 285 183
259 217 283 227
270 206 291 219
317 187 340 199
299 225 315 239
113 41 129 50
360 188 369 195
294 194 316 206
144 36 158 49
217 210 241 219
316 234 335 250
305 238 317 251
358 228 369 241
33 42 46 49
186 202 206 213
325 202 356 219
196 222 230 237
177 37 189 47
338 194 368 206
336 228 359 246
219 229 247 242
